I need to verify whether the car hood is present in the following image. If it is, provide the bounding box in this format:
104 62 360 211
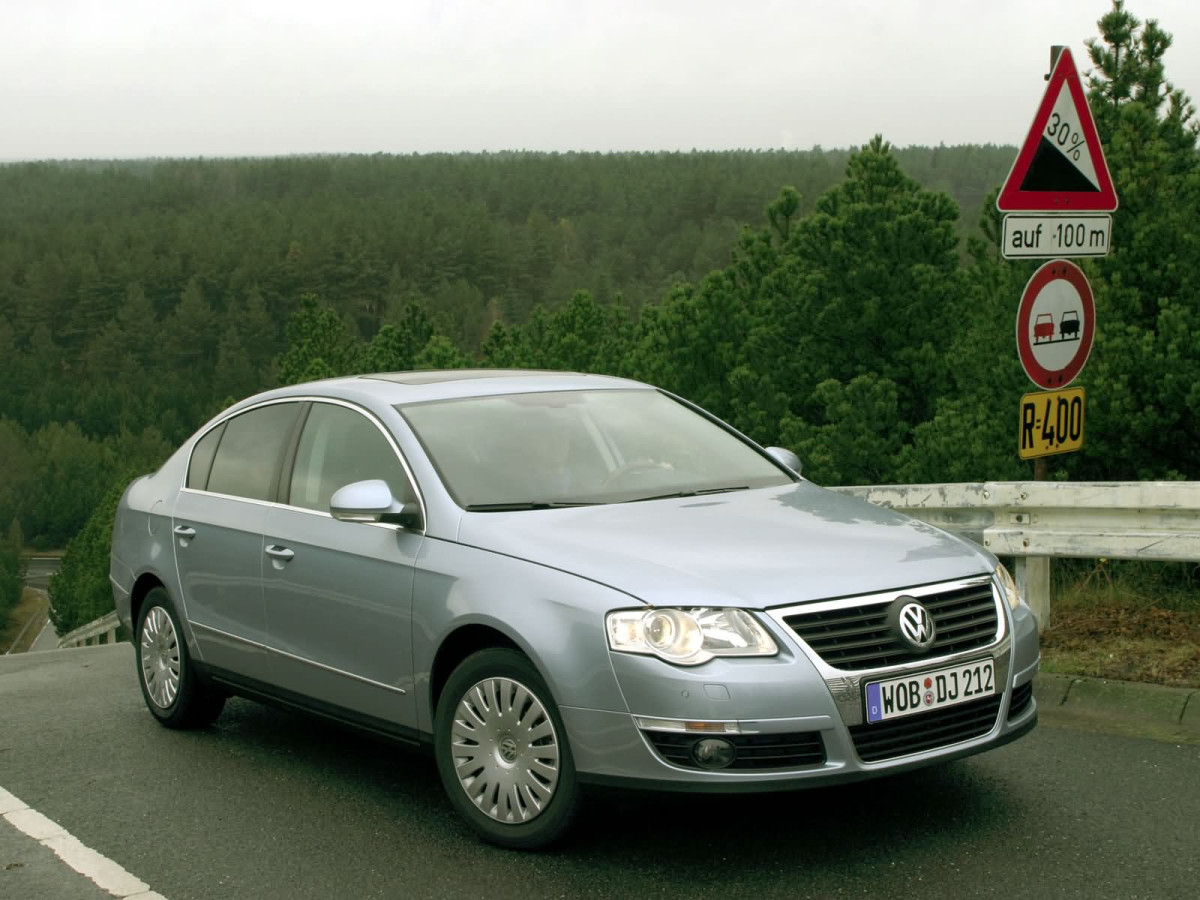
454 482 993 608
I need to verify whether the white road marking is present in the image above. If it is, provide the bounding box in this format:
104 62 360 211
0 785 166 899
30 617 57 652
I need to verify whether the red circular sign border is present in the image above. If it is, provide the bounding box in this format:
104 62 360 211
1015 259 1096 389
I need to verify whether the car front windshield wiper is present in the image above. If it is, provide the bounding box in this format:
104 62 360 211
463 501 602 512
622 485 750 504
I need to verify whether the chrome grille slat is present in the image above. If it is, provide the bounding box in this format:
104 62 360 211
933 614 994 627
802 621 891 641
941 626 999 642
781 580 1001 671
800 606 889 624
923 591 994 609
806 633 900 653
936 615 998 635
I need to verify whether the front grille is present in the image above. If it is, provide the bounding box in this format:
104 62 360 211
848 694 1002 762
645 730 826 770
782 581 1000 670
1007 681 1034 720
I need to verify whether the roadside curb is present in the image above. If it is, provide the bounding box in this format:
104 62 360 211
1036 671 1200 743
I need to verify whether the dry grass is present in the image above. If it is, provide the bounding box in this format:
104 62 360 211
0 587 50 654
1041 560 1200 689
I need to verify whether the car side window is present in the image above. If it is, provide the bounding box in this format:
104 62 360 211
287 402 415 513
186 422 225 491
205 403 299 501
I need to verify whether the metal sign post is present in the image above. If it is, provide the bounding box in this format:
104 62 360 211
1000 47 1114 478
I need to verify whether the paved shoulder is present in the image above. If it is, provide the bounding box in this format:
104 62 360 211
1037 671 1200 743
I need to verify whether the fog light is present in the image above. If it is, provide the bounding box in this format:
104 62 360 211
692 737 736 769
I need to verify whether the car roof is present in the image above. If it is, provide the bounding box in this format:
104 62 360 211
251 369 651 408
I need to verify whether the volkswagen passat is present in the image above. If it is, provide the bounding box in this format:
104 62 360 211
110 370 1039 848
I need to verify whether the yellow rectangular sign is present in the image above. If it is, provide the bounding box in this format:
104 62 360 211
1019 387 1086 459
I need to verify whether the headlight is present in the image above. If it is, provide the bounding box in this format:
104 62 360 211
606 607 778 666
996 563 1022 611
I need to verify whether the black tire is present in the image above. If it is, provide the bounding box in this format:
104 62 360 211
135 587 225 729
434 648 579 849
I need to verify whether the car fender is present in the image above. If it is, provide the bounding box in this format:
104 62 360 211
109 468 196 654
412 537 637 735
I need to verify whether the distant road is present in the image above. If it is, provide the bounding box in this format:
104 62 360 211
28 598 59 652
23 556 60 591
22 557 61 651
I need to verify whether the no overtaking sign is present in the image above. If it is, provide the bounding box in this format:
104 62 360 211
1015 259 1095 389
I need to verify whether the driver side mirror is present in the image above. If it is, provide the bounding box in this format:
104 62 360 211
765 447 802 476
330 479 423 530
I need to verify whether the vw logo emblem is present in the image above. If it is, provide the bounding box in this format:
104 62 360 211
892 598 936 651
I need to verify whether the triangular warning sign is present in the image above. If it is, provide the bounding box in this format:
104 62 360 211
998 47 1118 211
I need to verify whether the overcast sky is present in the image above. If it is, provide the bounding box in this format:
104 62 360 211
2 0 1198 160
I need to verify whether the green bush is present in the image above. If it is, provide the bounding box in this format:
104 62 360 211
48 471 139 635
0 520 24 624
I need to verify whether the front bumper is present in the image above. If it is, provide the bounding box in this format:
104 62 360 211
565 579 1040 791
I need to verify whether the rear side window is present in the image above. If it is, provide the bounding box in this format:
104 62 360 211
186 422 225 491
287 402 414 512
206 403 299 501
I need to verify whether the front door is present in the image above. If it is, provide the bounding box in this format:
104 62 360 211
260 401 421 732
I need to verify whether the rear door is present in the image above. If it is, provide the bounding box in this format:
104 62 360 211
260 400 422 732
172 401 301 682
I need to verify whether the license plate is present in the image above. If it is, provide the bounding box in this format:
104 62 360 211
865 660 995 724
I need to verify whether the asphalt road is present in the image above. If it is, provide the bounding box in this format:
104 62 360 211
2 646 1198 900
22 558 61 652
23 557 60 592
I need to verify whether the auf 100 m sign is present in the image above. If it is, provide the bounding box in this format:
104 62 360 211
1001 214 1112 259
1019 387 1085 459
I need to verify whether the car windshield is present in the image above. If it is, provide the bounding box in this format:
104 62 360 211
398 389 794 509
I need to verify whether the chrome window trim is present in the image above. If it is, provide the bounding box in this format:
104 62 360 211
190 621 408 695
178 487 279 509
176 489 409 536
767 575 1011 729
180 395 427 530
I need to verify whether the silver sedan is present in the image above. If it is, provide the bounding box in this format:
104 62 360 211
110 370 1039 848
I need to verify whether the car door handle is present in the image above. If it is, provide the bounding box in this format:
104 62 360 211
264 545 295 561
173 525 196 540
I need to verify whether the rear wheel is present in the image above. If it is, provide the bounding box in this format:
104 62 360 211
434 649 579 849
135 587 225 729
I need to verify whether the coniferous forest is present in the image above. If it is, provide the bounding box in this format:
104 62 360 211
1 4 1197 630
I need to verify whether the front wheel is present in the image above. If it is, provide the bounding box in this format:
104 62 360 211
434 649 579 849
135 587 225 729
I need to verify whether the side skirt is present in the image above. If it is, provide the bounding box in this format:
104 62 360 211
197 662 431 752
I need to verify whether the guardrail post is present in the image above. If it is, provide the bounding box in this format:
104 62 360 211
1015 557 1051 634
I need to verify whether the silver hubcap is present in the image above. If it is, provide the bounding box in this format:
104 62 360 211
450 677 561 825
140 607 181 709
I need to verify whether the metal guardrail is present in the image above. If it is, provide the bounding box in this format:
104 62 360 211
57 610 122 649
830 481 1200 631
56 481 1200 645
